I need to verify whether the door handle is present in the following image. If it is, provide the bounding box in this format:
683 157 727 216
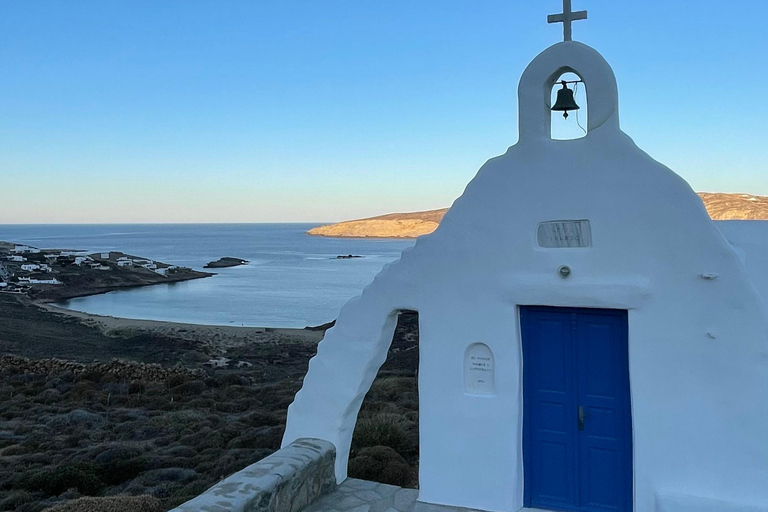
578 406 586 430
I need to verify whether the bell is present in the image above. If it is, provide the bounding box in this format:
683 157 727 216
551 80 580 119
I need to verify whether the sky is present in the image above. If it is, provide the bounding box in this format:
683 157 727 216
1 1 766 224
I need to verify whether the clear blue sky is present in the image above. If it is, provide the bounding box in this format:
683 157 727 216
1 1 766 223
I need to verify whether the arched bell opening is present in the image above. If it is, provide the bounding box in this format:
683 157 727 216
550 71 588 140
349 309 420 488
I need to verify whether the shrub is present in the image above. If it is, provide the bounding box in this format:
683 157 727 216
165 374 187 389
139 468 197 486
58 371 76 383
36 388 62 404
219 374 247 387
127 381 146 395
70 382 96 401
179 429 224 451
100 373 119 385
94 446 148 485
102 382 128 395
209 448 271 480
65 409 104 428
225 426 283 450
171 380 207 397
348 446 413 487
22 463 104 496
351 413 417 457
162 446 197 458
43 495 163 512
368 377 417 402
77 370 104 384
0 490 34 510
1 444 29 456
241 409 283 427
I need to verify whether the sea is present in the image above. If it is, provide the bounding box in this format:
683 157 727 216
0 224 415 328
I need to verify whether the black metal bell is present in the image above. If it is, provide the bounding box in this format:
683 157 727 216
551 80 580 119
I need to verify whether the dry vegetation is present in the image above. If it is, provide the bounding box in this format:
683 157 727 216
0 300 420 511
0 360 296 511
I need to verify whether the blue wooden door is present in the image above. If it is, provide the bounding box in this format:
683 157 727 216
521 306 632 512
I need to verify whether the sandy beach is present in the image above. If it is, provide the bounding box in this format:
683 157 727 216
39 303 325 356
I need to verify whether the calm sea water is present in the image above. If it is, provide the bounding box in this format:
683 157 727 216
0 224 415 328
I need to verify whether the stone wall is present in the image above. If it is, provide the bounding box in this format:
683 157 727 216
169 438 336 512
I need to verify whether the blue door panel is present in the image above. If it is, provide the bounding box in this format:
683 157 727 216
522 310 578 508
522 306 632 512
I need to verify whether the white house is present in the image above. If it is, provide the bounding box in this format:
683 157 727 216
117 260 133 267
282 18 768 512
17 277 61 285
74 256 91 266
12 245 39 254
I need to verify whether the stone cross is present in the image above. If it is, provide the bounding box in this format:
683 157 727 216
548 0 588 42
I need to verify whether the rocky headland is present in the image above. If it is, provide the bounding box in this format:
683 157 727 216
307 193 768 239
0 243 212 302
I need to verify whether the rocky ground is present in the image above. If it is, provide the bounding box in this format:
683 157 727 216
0 296 420 511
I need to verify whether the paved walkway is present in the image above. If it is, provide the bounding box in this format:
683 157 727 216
303 479 489 512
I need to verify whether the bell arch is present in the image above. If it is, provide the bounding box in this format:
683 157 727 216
518 41 620 143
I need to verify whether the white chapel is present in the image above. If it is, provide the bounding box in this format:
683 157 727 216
283 4 768 512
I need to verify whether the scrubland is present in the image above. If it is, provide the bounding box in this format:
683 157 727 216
0 299 419 512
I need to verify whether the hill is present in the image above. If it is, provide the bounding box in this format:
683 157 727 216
307 208 449 238
307 193 768 239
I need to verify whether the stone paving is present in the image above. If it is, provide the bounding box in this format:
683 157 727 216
303 479 488 512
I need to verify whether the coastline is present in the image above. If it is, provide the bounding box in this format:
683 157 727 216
36 271 214 303
39 302 325 351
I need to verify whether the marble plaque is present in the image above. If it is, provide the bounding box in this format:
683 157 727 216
464 343 495 395
537 220 592 248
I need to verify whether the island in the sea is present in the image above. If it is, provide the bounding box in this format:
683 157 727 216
0 241 212 301
307 193 768 238
204 257 249 269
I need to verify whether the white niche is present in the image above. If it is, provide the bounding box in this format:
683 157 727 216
464 343 495 396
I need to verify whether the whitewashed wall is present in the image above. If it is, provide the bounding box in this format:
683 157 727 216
283 42 768 512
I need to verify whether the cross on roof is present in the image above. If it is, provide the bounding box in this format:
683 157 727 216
547 0 588 42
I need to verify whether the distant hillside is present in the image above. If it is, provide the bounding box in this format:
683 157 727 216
308 209 449 239
698 193 768 220
308 193 768 239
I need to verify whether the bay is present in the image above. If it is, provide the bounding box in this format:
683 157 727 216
0 224 415 328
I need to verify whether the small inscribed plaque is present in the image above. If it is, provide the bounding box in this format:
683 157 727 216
464 343 495 395
537 220 592 248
